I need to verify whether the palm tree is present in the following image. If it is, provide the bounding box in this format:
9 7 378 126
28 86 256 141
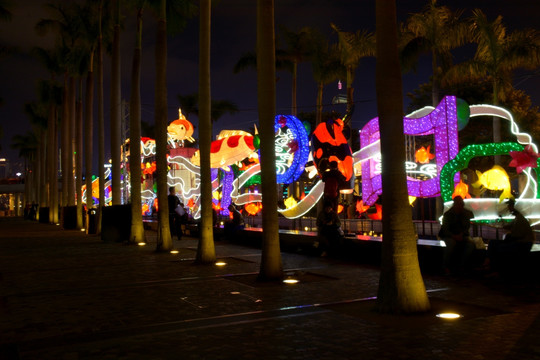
11 131 38 206
278 26 315 117
331 23 375 112
196 0 216 264
375 0 430 314
309 31 345 124
33 47 63 224
177 92 239 121
401 0 468 106
257 0 282 281
467 10 540 146
127 0 146 244
110 0 122 206
147 0 197 251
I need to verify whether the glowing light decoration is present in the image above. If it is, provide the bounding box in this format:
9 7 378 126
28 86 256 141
359 96 460 206
472 165 512 203
439 143 526 202
452 180 471 199
509 145 540 174
356 199 370 214
415 145 435 164
245 202 262 215
311 116 354 192
284 196 298 209
190 130 256 170
167 109 195 143
274 115 310 184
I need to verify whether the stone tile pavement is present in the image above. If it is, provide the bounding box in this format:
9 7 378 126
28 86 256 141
0 217 539 359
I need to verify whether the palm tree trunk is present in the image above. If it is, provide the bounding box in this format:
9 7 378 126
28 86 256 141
257 0 282 281
110 0 122 205
85 58 94 214
196 0 216 264
48 103 59 224
291 61 297 117
155 0 172 251
76 79 84 229
68 76 76 206
129 6 145 244
61 74 69 209
375 0 430 314
97 3 105 232
316 82 323 124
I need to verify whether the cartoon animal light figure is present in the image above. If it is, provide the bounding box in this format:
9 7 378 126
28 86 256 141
472 165 512 202
452 179 471 199
190 130 257 170
168 109 195 143
415 145 435 164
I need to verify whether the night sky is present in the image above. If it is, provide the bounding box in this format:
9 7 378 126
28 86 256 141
0 0 539 174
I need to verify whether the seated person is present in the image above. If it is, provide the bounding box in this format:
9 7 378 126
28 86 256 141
438 196 475 275
485 198 535 275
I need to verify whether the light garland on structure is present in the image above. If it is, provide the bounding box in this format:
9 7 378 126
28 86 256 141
274 115 310 184
359 95 459 205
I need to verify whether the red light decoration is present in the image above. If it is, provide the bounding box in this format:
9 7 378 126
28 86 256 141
245 202 262 215
367 204 382 220
509 144 540 174
356 200 370 214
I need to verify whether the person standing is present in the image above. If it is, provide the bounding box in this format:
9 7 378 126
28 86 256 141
168 186 185 240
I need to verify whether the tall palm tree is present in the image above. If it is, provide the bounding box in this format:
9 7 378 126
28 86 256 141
401 0 468 106
331 23 375 112
177 92 239 122
309 32 345 124
257 0 282 281
196 0 216 264
33 47 63 224
127 0 146 244
147 0 197 251
11 131 38 206
467 10 540 146
110 0 122 206
278 26 315 116
375 0 430 314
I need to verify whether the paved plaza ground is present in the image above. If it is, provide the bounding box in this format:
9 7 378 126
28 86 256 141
1 217 540 359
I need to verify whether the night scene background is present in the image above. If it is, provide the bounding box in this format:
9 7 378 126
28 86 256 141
0 0 539 176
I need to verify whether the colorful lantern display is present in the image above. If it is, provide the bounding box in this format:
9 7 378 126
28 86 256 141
190 130 256 170
472 165 512 202
415 145 435 164
452 180 471 199
509 144 540 174
311 116 354 193
167 109 195 143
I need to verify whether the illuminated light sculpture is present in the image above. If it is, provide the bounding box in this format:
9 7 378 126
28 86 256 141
274 115 310 184
367 204 382 220
509 145 540 174
356 199 370 214
472 165 512 203
167 109 195 143
439 142 540 223
415 145 435 164
311 116 354 192
452 180 471 199
245 202 262 215
284 196 298 209
359 96 460 206
190 130 257 170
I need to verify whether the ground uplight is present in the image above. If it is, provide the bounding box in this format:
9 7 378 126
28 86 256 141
436 312 462 319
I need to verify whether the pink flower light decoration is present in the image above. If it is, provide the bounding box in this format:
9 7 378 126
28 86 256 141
509 145 540 174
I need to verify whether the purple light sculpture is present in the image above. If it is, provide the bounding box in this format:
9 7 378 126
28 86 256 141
360 95 460 206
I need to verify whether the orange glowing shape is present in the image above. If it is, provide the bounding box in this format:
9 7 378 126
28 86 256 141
167 109 195 142
356 200 370 214
245 202 262 215
367 204 382 220
452 180 471 199
142 203 149 215
415 145 435 164
337 204 344 214
187 198 195 208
